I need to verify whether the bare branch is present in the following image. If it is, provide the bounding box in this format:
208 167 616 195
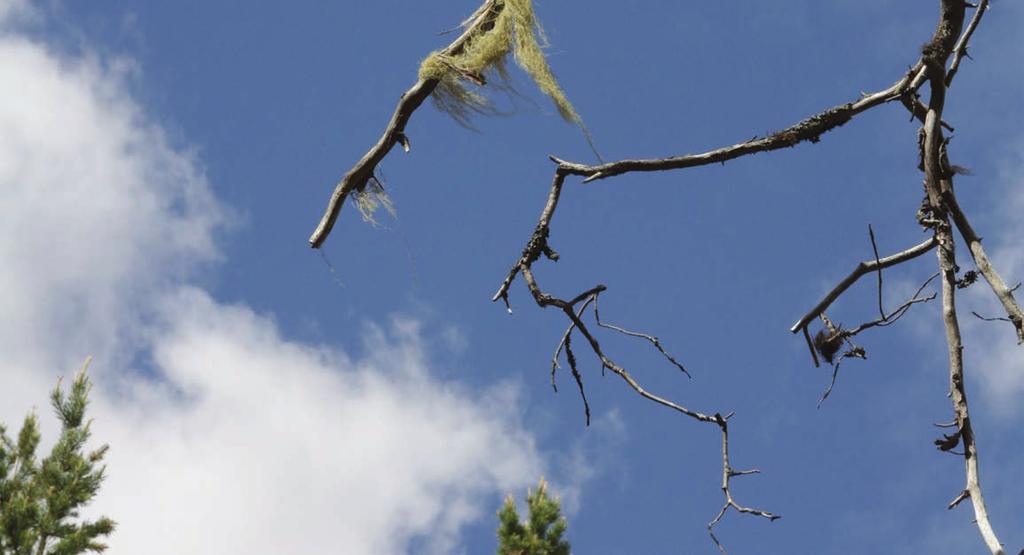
901 93 955 131
494 157 776 551
790 237 937 334
919 5 1005 548
843 283 938 336
949 489 971 510
553 64 928 183
552 296 596 389
708 413 780 554
802 325 821 368
818 359 844 409
945 0 990 88
551 295 596 424
309 0 503 248
869 225 886 319
562 332 591 426
942 189 1024 343
971 311 1012 323
593 297 690 378
493 169 568 307
313 0 1015 550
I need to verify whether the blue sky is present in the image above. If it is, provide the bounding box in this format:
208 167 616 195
1 1 1023 553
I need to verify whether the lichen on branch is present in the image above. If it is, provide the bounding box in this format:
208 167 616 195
418 0 582 127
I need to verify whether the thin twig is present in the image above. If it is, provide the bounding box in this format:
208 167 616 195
593 297 691 378
562 332 591 426
844 291 938 337
818 359 844 409
869 225 886 319
971 311 1011 323
945 0 990 87
552 295 597 390
551 295 597 425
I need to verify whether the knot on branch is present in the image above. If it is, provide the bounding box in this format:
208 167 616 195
523 227 552 265
956 270 978 289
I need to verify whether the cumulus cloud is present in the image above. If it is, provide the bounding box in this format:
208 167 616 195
0 11 550 555
0 27 222 378
93 291 542 554
961 146 1024 416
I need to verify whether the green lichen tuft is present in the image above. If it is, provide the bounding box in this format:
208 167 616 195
353 176 396 226
418 0 582 128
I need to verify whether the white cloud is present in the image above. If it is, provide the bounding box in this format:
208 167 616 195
0 0 32 26
93 291 542 554
0 29 222 378
0 12 550 555
962 146 1024 416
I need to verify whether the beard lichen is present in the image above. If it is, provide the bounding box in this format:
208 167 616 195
353 176 397 226
418 0 582 129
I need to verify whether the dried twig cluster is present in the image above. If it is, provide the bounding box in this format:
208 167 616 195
309 1 1021 552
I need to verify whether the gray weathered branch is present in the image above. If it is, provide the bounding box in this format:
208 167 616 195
945 0 990 87
942 190 1024 343
920 3 1005 550
553 65 928 183
789 237 937 334
309 0 502 248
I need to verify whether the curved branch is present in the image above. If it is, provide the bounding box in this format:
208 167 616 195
553 65 927 183
309 0 503 248
789 237 937 334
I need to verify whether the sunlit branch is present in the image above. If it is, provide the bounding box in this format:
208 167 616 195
919 3 1004 549
309 0 502 248
945 0 990 87
789 237 937 336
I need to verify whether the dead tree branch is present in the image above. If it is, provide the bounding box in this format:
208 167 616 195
972 311 1012 323
551 295 595 424
316 0 1018 551
593 296 690 378
494 164 776 551
920 2 1004 550
309 0 502 248
945 0 990 88
789 237 937 337
708 412 779 554
942 189 1024 343
553 65 929 183
814 272 939 406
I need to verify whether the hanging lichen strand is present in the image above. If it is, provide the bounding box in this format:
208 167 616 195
418 0 581 128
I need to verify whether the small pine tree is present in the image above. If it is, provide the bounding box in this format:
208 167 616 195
496 479 570 555
0 360 115 554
